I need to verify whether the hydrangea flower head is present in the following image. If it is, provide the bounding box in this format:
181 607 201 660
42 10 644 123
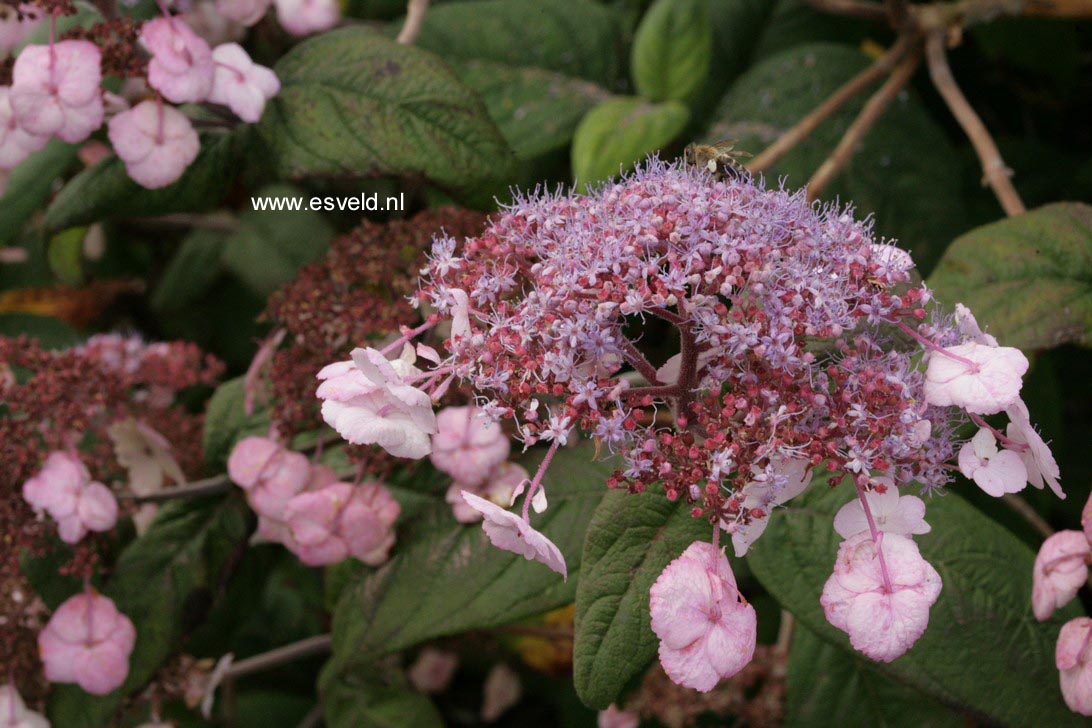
820 532 942 662
38 590 136 695
282 481 400 566
649 541 756 692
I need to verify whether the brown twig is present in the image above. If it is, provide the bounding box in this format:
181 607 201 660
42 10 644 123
396 0 430 44
122 474 233 503
804 0 888 20
1002 494 1054 538
806 45 923 201
924 31 1026 216
747 36 912 174
222 634 333 681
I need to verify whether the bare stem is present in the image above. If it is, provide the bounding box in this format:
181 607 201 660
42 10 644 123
1001 494 1053 538
396 0 430 44
222 634 332 681
619 338 663 386
807 46 923 201
123 474 233 503
924 31 1025 216
748 36 912 174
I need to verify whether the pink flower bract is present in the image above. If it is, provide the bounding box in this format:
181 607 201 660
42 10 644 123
649 541 757 692
1057 617 1092 716
10 41 104 143
833 485 930 540
0 86 47 169
107 100 200 189
38 591 136 695
431 406 510 487
141 17 215 103
1032 530 1090 622
820 532 942 662
209 43 279 123
958 428 1027 498
923 342 1028 415
460 490 566 578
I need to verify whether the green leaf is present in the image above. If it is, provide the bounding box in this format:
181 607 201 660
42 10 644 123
47 495 251 727
572 97 689 187
323 668 443 728
0 313 80 349
221 184 335 298
151 229 228 313
927 202 1092 350
202 376 272 468
631 0 713 103
453 61 609 160
746 471 1085 727
0 140 79 247
708 43 966 274
46 227 87 286
257 27 515 193
786 625 962 728
411 0 625 86
321 444 612 683
573 489 709 709
42 131 242 234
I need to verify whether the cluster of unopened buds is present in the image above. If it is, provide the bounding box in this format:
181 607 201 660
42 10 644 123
0 0 311 189
306 159 1065 696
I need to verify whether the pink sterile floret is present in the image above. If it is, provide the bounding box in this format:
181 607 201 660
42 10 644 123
9 40 103 143
208 43 279 123
957 428 1027 498
282 481 400 567
820 532 942 662
273 0 339 36
107 100 199 189
1006 398 1063 499
923 342 1028 415
22 450 118 544
0 682 49 728
0 86 47 169
833 485 930 540
431 406 510 487
460 490 566 579
1057 617 1092 716
1032 530 1091 622
597 704 639 728
140 17 214 103
649 541 756 692
316 347 437 459
723 456 812 557
38 591 136 695
215 0 272 26
406 648 458 694
446 462 528 524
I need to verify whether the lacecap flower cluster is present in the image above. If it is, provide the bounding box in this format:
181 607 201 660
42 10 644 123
314 159 1060 694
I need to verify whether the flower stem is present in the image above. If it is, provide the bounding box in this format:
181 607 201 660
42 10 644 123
380 319 437 357
522 439 560 522
894 320 980 370
854 480 894 594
